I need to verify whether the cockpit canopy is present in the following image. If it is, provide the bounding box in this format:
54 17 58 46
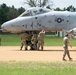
19 7 51 17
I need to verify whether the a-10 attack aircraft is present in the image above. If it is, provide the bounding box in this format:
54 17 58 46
1 7 76 37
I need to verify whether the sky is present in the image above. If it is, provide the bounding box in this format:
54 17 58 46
0 0 76 9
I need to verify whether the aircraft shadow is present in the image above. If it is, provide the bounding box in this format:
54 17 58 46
13 49 76 52
43 50 76 52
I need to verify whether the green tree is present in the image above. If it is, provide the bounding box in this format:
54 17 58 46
54 7 62 11
66 5 75 11
0 3 25 27
7 6 20 20
0 3 9 24
18 7 25 15
63 7 66 11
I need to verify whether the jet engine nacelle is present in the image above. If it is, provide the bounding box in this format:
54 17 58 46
68 28 76 39
70 28 76 35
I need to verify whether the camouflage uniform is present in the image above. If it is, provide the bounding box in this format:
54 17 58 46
33 33 38 50
37 30 45 50
25 32 31 50
30 35 35 50
20 33 27 50
63 34 72 60
25 32 34 50
30 34 38 50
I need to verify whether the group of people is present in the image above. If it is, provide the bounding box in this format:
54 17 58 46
20 29 73 61
20 29 45 51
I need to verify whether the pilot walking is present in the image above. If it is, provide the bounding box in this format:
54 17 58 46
63 34 72 61
37 29 45 50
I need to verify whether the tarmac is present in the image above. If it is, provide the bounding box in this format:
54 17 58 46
0 46 76 62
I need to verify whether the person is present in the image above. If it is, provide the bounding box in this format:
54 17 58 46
32 32 38 50
20 32 27 50
30 33 38 50
63 34 72 61
37 29 45 50
30 35 36 50
20 32 33 50
24 32 32 50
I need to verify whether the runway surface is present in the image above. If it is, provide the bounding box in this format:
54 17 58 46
0 46 76 62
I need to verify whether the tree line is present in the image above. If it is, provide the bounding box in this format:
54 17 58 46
0 3 25 26
0 3 76 27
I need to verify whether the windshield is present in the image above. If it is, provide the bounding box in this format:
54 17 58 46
19 7 50 17
19 10 32 17
33 8 50 15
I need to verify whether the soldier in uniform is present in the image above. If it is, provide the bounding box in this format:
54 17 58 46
30 33 38 50
30 35 35 50
20 32 35 50
37 29 45 50
20 32 27 50
25 32 31 50
63 34 72 61
32 32 38 50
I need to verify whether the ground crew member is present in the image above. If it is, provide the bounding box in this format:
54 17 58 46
37 29 45 50
20 32 34 50
24 32 31 50
20 32 27 50
63 34 72 61
30 35 35 50
32 33 38 50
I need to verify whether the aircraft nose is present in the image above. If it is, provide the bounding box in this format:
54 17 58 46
1 22 10 32
1 23 6 30
1 24 4 29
